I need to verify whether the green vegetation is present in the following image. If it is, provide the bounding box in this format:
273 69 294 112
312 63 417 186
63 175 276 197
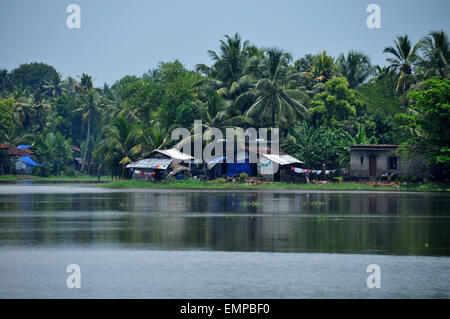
0 31 449 181
101 179 449 192
396 77 450 179
0 174 109 181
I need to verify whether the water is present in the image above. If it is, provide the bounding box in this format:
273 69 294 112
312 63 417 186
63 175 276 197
0 183 449 298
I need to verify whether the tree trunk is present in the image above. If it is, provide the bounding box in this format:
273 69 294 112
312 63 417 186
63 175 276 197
81 116 90 173
271 105 275 128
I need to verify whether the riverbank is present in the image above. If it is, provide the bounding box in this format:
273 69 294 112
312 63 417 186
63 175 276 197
0 174 110 182
101 179 450 192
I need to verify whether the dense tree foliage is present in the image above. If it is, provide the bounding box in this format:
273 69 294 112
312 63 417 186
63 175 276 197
396 77 450 178
0 30 449 180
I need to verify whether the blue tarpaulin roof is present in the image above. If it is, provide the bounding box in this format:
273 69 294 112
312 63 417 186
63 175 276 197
18 145 31 149
20 156 39 167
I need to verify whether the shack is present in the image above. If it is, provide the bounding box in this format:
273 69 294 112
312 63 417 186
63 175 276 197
349 144 429 179
127 148 193 181
0 143 39 175
206 146 304 182
259 153 304 182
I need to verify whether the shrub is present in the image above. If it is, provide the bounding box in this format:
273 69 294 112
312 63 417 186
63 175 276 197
239 173 248 183
63 167 76 177
33 165 51 177
398 174 423 184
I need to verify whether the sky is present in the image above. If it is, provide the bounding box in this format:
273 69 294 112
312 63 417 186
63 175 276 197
1 0 449 86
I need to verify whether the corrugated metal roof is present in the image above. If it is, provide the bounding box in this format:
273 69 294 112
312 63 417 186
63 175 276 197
155 149 193 161
261 154 303 165
350 144 399 151
1 143 33 156
126 158 173 169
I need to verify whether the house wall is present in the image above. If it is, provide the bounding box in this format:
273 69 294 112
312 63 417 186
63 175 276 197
349 149 429 178
14 159 32 175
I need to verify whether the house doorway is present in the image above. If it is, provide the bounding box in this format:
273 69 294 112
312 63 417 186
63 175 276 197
369 156 377 177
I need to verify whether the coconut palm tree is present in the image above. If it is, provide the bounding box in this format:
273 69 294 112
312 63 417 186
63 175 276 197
237 48 308 128
34 132 73 175
196 33 250 89
43 72 65 97
21 89 51 133
1 126 33 146
76 73 94 93
338 50 373 88
383 34 420 95
198 89 254 130
139 122 169 156
74 89 102 171
93 116 141 178
310 51 336 84
417 30 450 78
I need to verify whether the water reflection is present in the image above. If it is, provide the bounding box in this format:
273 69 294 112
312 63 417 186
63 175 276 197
0 189 449 256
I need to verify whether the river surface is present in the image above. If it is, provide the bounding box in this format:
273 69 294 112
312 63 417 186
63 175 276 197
0 183 449 298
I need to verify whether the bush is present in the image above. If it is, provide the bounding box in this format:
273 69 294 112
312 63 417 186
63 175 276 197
63 167 76 177
33 165 51 177
398 174 423 184
239 173 248 183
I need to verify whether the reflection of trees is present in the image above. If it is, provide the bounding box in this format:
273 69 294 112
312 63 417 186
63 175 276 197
0 192 448 256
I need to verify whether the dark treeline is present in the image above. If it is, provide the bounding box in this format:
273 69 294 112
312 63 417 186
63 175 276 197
0 31 449 180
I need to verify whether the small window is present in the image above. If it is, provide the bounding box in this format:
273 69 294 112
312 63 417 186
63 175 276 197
360 156 364 165
388 157 398 170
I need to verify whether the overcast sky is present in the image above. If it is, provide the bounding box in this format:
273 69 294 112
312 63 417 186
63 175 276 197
1 0 449 86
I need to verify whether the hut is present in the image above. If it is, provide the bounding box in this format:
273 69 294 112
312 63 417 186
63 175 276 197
258 153 304 182
206 145 304 182
126 148 193 181
0 143 39 175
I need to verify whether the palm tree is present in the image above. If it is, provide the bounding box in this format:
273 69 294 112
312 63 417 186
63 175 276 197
76 73 94 93
139 122 169 155
21 89 50 133
101 89 123 124
338 51 373 88
34 132 73 174
383 34 420 95
43 72 65 97
1 97 25 129
196 33 250 89
174 90 253 149
418 30 450 78
310 51 336 84
200 89 254 128
74 89 102 172
1 126 33 146
93 116 141 178
62 76 78 94
237 48 308 128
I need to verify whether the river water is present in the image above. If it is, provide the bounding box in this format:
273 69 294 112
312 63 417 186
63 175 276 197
0 183 449 298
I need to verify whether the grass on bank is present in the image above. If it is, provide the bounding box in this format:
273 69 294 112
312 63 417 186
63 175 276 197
101 179 450 192
0 174 110 181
